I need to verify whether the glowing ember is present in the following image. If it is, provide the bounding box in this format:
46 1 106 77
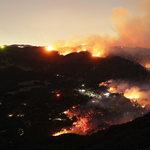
63 110 69 115
8 114 13 117
72 106 76 109
22 103 27 106
92 100 97 103
17 114 25 117
56 93 61 97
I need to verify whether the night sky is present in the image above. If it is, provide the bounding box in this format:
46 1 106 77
0 0 144 46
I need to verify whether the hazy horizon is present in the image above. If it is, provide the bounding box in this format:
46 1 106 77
0 0 144 46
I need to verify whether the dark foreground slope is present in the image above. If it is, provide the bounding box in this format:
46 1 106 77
4 111 150 150
0 46 150 150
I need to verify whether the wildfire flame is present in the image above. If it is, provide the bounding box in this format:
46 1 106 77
108 87 117 93
99 80 150 109
53 79 150 137
45 45 54 51
53 104 114 136
44 0 150 68
53 129 71 136
124 87 140 100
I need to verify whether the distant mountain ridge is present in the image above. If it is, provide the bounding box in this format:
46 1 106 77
0 46 149 82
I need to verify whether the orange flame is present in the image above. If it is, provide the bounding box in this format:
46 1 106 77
108 87 117 93
99 82 107 87
124 87 140 100
45 0 150 65
52 106 106 136
92 52 101 57
141 104 146 108
45 45 54 51
52 128 71 136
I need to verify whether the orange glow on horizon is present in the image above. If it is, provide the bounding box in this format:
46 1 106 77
92 52 101 57
45 45 54 51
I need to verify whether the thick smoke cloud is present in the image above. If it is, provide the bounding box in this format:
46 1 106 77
48 0 150 66
110 0 150 48
107 79 150 106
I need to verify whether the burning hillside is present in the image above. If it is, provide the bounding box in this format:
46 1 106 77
1 0 150 149
52 80 150 136
43 0 150 70
103 79 150 108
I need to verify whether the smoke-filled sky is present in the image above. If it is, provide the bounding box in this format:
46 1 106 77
0 0 149 46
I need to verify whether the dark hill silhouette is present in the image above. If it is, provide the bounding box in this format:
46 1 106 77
1 46 148 82
58 54 149 81
8 112 150 150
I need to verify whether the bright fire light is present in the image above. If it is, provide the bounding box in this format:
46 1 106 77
45 45 53 51
56 93 61 97
108 87 117 93
92 52 101 57
53 128 71 136
124 87 140 100
59 52 70 56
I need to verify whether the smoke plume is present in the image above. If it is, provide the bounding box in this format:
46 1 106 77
47 0 150 67
107 79 150 106
110 0 150 48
